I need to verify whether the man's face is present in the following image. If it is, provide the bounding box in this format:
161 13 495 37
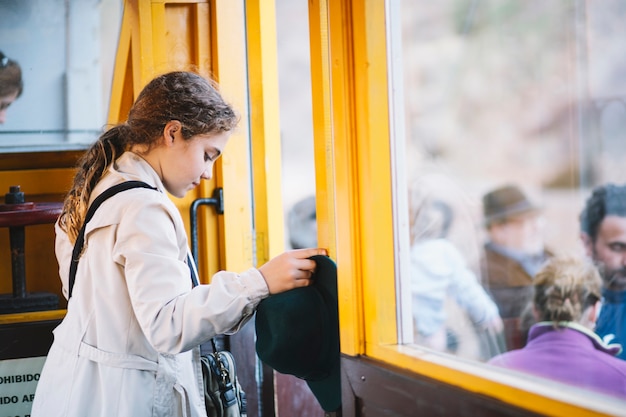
585 215 626 291
488 211 545 254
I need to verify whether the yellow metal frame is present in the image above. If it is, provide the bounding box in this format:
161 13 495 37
245 0 286 264
308 0 622 415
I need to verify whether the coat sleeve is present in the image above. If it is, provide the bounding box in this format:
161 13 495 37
113 196 269 354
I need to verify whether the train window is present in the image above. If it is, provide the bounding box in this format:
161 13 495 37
0 0 122 152
394 0 626 406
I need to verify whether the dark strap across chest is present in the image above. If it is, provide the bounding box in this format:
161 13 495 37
68 181 157 298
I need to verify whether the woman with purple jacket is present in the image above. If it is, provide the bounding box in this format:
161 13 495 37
488 255 626 398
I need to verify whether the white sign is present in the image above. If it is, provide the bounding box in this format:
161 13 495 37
0 356 46 417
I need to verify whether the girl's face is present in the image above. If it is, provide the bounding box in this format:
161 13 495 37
160 124 231 198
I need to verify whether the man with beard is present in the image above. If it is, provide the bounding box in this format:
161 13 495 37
580 183 626 360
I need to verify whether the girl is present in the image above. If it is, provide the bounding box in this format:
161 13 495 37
31 71 325 417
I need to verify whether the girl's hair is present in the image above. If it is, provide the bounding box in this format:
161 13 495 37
533 255 602 324
59 71 238 242
0 51 23 97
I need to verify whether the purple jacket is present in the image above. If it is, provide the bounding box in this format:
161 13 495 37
488 322 626 398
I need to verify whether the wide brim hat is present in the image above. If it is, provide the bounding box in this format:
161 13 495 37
255 255 341 412
483 184 540 225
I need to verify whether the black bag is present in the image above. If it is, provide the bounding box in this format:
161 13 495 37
70 181 247 417
187 196 247 417
201 339 247 417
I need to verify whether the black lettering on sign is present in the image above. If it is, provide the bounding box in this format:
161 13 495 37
22 393 35 402
0 374 40 384
0 395 19 403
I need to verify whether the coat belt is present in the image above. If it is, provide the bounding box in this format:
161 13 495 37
78 341 159 372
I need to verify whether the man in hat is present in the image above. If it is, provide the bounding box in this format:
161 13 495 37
580 183 626 360
480 184 553 350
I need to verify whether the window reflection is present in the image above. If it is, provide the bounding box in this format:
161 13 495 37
397 0 626 401
0 0 122 152
408 176 505 360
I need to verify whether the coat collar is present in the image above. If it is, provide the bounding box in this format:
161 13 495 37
90 152 166 203
529 321 622 356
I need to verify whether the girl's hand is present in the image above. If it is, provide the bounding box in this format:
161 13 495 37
258 248 328 294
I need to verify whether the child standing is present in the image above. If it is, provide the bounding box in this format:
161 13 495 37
31 71 325 417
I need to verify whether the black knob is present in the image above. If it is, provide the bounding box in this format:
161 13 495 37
5 185 25 204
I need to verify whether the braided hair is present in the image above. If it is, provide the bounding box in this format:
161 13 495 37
533 256 602 326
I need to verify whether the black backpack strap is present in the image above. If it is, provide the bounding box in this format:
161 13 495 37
68 181 157 298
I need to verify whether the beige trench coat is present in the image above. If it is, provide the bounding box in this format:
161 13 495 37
31 152 269 417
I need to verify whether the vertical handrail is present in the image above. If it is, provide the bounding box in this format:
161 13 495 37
189 187 224 272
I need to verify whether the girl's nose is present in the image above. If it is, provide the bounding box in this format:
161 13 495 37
201 167 212 180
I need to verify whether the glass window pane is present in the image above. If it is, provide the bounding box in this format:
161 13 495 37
276 0 316 252
0 0 123 152
394 0 626 402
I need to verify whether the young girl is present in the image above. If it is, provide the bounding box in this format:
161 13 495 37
31 71 326 417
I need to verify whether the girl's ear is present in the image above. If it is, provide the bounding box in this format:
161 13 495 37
163 120 182 146
588 300 601 324
580 301 601 329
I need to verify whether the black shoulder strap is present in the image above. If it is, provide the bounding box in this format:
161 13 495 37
68 181 157 298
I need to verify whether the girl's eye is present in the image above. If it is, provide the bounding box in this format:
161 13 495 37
204 153 212 162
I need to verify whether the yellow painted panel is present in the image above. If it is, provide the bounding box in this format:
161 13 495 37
150 3 168 73
0 169 74 196
136 0 156 89
108 3 133 124
0 310 66 325
351 0 396 347
245 0 285 265
212 0 254 272
310 0 364 356
195 3 212 74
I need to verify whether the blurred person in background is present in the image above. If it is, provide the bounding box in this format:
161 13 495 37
489 256 626 399
409 185 503 359
481 184 553 350
287 195 317 249
580 183 626 360
0 50 23 124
